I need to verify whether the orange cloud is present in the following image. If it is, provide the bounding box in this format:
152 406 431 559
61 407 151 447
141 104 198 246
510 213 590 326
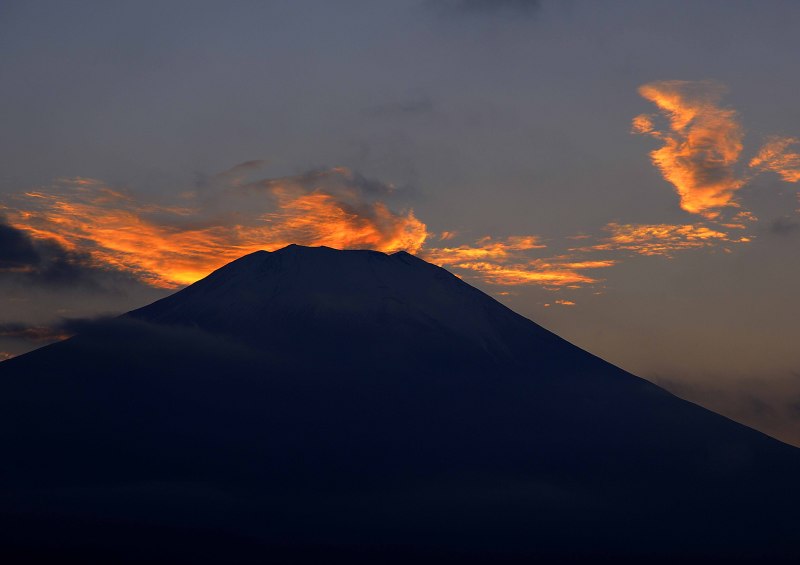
749 136 800 183
554 299 576 306
588 222 749 257
0 324 71 343
422 234 615 288
422 235 545 266
421 235 605 288
10 170 598 292
448 261 598 287
1 146 768 300
265 189 427 255
634 80 745 218
2 168 427 288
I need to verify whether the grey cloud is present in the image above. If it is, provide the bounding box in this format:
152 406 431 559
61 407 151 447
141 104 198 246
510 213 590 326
212 160 269 185
0 315 118 345
245 167 399 199
0 220 140 290
0 220 39 269
652 374 800 447
364 97 436 118
1 315 261 367
0 322 70 343
768 216 800 236
59 315 262 365
433 0 541 16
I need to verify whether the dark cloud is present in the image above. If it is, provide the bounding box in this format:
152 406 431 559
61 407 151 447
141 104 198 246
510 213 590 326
248 167 400 198
0 219 140 290
364 97 436 118
0 322 70 343
0 314 261 368
0 219 39 269
209 160 269 187
0 315 118 346
57 315 262 365
768 216 800 236
652 374 800 447
434 0 541 16
790 399 800 421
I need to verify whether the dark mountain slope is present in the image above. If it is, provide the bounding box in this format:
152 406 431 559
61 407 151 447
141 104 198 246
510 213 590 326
0 245 797 564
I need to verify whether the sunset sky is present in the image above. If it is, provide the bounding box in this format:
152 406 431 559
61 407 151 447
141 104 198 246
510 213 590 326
1 0 799 445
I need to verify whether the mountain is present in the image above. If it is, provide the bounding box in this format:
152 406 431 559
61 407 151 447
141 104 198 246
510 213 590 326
0 245 797 564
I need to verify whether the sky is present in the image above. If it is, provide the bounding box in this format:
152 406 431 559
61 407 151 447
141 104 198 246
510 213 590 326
1 0 799 445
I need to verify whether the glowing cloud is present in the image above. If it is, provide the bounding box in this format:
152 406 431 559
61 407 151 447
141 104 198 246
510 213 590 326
2 168 427 288
589 222 748 257
749 136 800 183
422 235 545 266
634 80 745 218
448 261 598 287
422 236 614 289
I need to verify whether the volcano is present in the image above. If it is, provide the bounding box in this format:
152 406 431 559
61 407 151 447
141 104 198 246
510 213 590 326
0 245 797 563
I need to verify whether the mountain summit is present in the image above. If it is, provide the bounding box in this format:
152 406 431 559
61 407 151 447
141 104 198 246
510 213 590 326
0 246 798 564
131 245 568 372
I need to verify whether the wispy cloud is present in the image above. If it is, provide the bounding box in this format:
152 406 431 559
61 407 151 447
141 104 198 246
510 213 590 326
447 260 601 288
422 235 545 265
585 222 749 257
422 236 614 289
0 323 71 343
749 136 800 183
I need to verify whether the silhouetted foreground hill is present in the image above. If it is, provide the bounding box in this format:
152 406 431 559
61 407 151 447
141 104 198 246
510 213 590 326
0 245 798 564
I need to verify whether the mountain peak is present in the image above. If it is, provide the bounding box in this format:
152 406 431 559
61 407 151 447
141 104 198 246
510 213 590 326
274 243 334 253
1 246 799 562
130 245 559 372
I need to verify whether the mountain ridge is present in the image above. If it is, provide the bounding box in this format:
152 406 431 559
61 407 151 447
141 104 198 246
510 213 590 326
0 245 797 564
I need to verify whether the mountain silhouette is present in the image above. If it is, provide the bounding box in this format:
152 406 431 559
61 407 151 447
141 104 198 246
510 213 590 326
0 245 797 564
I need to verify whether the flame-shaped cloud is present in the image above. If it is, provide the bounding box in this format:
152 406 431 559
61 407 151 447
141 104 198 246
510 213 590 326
5 170 603 292
749 136 800 183
2 168 427 288
634 80 745 218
